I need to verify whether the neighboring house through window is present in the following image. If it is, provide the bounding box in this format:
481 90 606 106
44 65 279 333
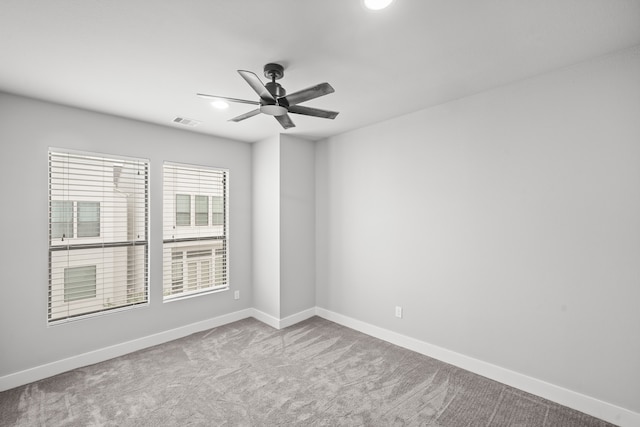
48 149 149 323
51 201 101 240
163 162 228 299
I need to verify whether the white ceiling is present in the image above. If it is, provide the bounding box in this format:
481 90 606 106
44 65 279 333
1 0 639 143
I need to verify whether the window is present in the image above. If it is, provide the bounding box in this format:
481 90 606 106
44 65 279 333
212 196 224 226
163 162 228 300
77 201 100 237
64 265 97 302
51 200 73 239
48 150 149 323
176 194 191 226
184 248 212 290
195 195 209 226
51 200 101 240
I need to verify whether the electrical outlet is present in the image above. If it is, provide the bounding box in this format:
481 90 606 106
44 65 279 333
234 290 240 300
395 306 403 318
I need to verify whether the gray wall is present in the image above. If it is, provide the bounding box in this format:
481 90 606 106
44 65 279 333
251 135 281 318
280 134 316 318
251 134 316 320
0 93 253 377
316 46 640 413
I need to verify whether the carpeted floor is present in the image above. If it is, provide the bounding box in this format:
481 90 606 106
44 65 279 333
0 316 615 426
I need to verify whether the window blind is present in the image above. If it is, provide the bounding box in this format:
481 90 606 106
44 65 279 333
48 150 149 323
163 162 228 300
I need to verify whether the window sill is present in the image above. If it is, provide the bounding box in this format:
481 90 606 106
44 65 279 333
163 286 229 303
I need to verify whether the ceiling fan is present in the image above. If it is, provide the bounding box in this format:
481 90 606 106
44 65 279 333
197 63 338 129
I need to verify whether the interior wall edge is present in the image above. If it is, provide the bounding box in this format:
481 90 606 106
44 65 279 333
251 308 283 329
279 307 316 329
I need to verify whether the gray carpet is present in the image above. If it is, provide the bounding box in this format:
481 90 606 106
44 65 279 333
0 316 615 426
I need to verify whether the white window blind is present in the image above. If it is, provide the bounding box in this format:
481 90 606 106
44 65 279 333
163 162 228 300
48 150 149 324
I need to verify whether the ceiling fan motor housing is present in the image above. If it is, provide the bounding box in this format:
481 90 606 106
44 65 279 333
263 63 284 80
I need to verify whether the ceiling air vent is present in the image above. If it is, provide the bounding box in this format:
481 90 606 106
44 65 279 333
173 117 201 127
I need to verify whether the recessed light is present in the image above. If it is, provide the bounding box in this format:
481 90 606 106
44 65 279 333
364 0 394 10
211 100 229 110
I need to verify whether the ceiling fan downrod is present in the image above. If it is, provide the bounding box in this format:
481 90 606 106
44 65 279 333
261 63 287 115
264 63 286 99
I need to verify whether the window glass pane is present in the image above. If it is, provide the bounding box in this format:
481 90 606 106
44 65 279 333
64 265 97 302
176 194 191 226
77 201 100 237
212 196 224 226
51 200 73 239
195 195 209 226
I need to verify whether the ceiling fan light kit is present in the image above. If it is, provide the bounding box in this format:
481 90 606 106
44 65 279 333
197 62 338 130
260 104 288 117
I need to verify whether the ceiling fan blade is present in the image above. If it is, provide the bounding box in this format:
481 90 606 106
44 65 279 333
238 70 275 102
288 105 339 120
275 114 295 129
197 93 259 106
229 109 261 122
283 83 334 106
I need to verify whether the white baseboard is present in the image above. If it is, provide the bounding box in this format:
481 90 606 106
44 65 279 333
249 307 316 329
279 307 317 328
250 308 281 329
0 308 253 392
314 307 639 427
0 306 314 392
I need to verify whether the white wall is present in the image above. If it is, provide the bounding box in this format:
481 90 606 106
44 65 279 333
316 46 640 414
251 134 317 321
280 134 316 318
251 136 281 318
0 93 253 378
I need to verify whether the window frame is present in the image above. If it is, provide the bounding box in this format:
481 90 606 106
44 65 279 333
48 148 149 324
163 162 229 301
